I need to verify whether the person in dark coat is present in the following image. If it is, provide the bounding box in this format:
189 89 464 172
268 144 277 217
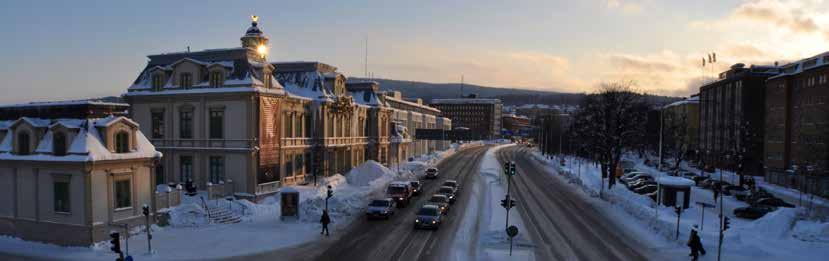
688 226 705 260
320 210 331 236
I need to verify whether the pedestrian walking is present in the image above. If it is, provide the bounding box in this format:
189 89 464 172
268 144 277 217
687 226 705 260
320 210 331 236
713 186 719 201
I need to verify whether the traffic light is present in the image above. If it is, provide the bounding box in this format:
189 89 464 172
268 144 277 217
327 185 333 199
723 216 731 231
109 232 121 254
142 204 150 216
504 162 511 175
509 161 516 176
500 198 508 208
509 199 516 208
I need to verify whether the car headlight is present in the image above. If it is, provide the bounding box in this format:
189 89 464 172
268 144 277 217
399 197 404 200
415 219 420 223
432 220 436 224
441 207 445 210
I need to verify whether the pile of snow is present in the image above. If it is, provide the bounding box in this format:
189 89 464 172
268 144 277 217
738 208 799 239
345 160 397 187
168 203 208 227
793 219 829 242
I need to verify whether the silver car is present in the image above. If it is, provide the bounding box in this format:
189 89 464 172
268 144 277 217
366 198 396 219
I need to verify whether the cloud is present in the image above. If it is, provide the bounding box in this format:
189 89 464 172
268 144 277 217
604 0 644 14
733 0 821 34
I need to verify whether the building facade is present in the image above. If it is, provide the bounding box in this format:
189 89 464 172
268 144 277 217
661 95 700 160
502 114 532 136
0 101 160 246
764 52 829 197
430 98 502 139
699 63 778 176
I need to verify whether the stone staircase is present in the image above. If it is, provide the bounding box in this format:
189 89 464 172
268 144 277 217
207 206 242 224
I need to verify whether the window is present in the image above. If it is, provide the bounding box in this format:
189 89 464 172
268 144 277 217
180 156 193 182
53 132 67 156
294 114 302 138
209 71 224 87
152 74 164 90
151 110 165 139
295 154 303 175
285 153 294 177
180 110 193 139
114 179 132 209
53 179 70 213
179 73 193 88
155 164 165 185
115 131 130 153
283 113 291 138
17 132 30 155
209 156 225 184
209 110 224 139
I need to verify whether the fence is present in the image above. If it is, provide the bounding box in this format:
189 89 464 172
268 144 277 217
207 180 236 200
155 185 183 211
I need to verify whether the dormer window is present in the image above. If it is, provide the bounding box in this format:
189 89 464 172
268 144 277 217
53 132 67 156
115 131 130 153
209 71 224 87
17 131 31 155
152 74 164 90
179 73 193 88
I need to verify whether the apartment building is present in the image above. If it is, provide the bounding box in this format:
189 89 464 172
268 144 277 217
764 52 829 197
699 63 779 176
430 98 503 139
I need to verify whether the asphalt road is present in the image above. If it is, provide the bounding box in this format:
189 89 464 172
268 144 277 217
233 145 490 261
496 145 652 261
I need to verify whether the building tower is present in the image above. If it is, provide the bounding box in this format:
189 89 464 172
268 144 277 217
241 15 269 59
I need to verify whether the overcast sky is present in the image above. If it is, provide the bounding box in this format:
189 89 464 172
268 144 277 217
1 0 828 104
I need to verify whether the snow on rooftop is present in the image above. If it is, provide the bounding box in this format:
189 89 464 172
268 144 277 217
662 96 700 109
125 87 285 97
431 98 502 105
0 117 160 162
655 176 695 187
0 99 128 109
769 51 829 80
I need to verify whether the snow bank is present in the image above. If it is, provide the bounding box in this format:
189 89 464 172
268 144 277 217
738 208 799 239
345 160 396 187
168 203 208 227
793 219 829 242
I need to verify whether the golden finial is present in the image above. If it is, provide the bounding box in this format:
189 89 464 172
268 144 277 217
251 15 259 23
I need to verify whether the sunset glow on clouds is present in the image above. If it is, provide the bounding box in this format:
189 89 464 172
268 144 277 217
0 0 828 103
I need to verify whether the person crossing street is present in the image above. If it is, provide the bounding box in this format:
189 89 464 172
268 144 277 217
320 210 331 236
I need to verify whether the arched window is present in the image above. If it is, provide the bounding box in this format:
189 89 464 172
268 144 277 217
179 73 193 88
53 132 67 156
115 131 130 153
209 71 224 87
17 132 31 155
151 74 164 90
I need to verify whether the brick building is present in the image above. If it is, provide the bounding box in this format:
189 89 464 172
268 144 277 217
699 63 779 176
764 52 829 197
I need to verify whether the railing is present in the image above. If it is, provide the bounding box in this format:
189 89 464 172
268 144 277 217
150 139 256 149
280 137 313 147
321 136 370 146
200 196 211 221
255 181 281 195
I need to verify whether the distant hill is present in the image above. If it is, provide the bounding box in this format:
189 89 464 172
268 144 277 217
350 78 679 106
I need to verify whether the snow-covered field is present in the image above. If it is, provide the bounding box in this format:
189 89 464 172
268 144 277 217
0 146 465 260
534 151 829 261
451 143 535 261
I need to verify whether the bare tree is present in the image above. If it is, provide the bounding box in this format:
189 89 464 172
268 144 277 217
663 108 690 175
570 81 648 190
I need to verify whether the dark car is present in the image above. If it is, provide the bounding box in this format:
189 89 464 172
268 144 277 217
414 205 443 230
744 190 774 204
428 194 451 214
437 186 457 203
734 205 776 219
425 168 439 179
410 181 422 196
366 198 397 219
692 175 710 186
442 180 459 193
634 184 658 194
756 198 795 208
722 185 748 196
628 179 655 190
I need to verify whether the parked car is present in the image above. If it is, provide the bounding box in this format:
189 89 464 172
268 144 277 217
756 198 795 208
410 181 422 196
692 175 710 186
366 198 397 219
425 168 439 179
386 181 413 207
427 194 451 214
634 184 658 194
623 168 639 175
442 180 460 193
734 205 777 219
744 190 774 203
627 177 655 188
414 205 443 230
437 186 457 203
722 185 748 196
621 172 649 186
